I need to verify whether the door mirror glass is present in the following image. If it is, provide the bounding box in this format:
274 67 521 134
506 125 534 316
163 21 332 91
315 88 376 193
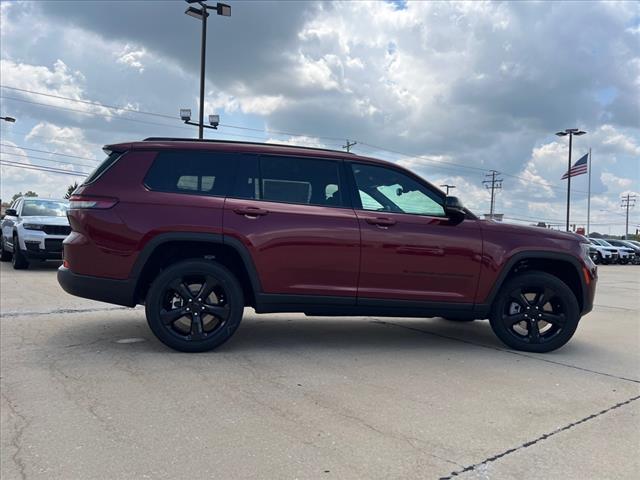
5 208 17 217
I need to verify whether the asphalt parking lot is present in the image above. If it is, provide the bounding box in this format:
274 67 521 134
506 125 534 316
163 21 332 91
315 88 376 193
1 261 638 480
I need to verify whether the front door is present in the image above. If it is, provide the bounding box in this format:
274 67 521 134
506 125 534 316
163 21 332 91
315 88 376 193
349 162 482 304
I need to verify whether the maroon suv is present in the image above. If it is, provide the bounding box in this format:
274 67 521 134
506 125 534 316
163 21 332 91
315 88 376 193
58 138 597 353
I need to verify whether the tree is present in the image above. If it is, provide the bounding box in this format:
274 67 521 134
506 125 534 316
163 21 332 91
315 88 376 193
11 191 38 202
65 182 79 199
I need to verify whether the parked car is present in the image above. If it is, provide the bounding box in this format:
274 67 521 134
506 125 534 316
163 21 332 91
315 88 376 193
1 197 70 269
604 239 640 264
590 238 633 264
582 237 616 265
58 138 597 353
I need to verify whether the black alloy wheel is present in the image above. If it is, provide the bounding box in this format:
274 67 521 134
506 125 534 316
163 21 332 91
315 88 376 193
146 260 244 352
489 271 580 353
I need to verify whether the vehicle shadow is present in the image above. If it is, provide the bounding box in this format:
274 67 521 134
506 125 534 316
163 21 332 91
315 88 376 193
45 311 511 355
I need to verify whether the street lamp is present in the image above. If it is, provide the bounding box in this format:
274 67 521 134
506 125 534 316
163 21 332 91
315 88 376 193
440 184 456 196
0 116 16 123
179 109 220 130
184 0 231 139
556 128 586 232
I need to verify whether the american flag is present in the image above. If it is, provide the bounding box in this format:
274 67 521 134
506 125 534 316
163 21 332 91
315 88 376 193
561 153 589 179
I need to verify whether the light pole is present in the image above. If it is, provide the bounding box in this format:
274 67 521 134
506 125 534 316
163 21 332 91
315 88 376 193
184 0 231 139
556 128 586 232
0 116 16 123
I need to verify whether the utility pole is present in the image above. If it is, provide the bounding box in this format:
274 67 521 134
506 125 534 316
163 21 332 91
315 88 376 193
621 194 636 239
440 184 456 195
483 170 503 219
342 140 357 153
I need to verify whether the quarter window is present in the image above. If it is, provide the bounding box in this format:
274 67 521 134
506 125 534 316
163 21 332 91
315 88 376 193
351 163 445 216
144 151 236 196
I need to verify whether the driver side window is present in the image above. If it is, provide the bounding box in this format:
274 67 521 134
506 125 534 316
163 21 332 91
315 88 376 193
351 163 445 217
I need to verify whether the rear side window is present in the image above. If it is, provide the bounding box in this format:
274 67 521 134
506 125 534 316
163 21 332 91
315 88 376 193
84 151 122 185
259 156 343 207
144 151 236 196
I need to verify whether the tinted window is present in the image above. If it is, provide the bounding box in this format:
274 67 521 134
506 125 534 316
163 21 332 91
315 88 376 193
231 154 260 200
351 163 445 216
259 156 343 207
21 200 68 217
145 151 236 196
84 151 122 185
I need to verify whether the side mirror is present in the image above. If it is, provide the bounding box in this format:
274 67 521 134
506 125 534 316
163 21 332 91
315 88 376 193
444 196 466 224
5 208 17 217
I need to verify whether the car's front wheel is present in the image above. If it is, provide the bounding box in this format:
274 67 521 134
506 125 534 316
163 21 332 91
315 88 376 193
0 236 12 262
145 259 244 352
11 234 29 270
489 271 580 353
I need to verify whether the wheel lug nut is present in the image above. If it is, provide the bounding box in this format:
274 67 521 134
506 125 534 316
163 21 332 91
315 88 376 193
188 299 192 302
198 298 202 301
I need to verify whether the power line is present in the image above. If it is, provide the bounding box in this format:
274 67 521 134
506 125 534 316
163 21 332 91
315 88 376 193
0 151 95 169
0 160 88 177
0 85 347 142
0 143 97 161
0 85 597 194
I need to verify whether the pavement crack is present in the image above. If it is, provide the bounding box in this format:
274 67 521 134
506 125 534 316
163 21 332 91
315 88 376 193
1 389 31 480
372 320 640 384
0 306 134 319
437 394 640 479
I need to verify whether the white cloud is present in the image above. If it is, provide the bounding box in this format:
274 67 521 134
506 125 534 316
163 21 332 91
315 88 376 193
26 122 97 159
0 58 112 117
601 171 633 191
115 43 146 73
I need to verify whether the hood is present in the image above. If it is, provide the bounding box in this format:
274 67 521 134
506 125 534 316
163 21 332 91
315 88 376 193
479 219 582 242
19 215 69 226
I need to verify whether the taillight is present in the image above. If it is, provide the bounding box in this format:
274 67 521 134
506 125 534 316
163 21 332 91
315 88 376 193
68 195 118 209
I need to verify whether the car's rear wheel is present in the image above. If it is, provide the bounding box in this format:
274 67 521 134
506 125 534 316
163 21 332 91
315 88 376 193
0 236 12 262
11 235 29 270
145 259 244 352
489 271 580 353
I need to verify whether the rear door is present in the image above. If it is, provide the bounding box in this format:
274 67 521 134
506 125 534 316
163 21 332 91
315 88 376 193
223 154 360 299
348 161 482 304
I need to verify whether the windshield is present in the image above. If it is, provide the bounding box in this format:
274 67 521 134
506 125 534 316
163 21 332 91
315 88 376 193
596 239 613 247
21 200 68 217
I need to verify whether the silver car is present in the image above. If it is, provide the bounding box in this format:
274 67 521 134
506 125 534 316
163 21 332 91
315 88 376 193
1 197 70 269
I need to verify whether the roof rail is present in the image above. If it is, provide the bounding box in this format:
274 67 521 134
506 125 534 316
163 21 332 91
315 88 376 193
141 137 353 154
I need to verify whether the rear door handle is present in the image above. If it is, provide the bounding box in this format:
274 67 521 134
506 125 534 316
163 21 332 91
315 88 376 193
233 207 269 218
365 217 397 228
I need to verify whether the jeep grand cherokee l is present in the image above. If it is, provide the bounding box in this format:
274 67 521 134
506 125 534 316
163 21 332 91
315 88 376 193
1 197 70 269
58 138 597 353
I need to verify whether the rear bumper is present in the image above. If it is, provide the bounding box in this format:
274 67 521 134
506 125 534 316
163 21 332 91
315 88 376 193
57 266 137 307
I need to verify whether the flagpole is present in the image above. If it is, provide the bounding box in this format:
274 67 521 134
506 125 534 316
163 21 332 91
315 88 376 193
587 147 592 236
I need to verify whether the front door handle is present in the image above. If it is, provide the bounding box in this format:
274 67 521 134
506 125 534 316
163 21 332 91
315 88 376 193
365 217 397 228
233 207 269 218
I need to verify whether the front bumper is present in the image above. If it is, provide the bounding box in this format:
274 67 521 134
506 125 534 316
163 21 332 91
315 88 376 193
57 266 137 307
20 232 66 260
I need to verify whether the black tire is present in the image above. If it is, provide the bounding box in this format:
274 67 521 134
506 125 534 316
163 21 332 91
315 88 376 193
11 235 29 270
0 236 12 262
145 259 244 352
489 271 580 353
593 253 602 265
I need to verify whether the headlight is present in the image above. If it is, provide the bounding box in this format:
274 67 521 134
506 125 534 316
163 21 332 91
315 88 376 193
23 224 44 231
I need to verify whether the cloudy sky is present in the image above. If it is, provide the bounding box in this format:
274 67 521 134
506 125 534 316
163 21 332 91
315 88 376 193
1 0 638 234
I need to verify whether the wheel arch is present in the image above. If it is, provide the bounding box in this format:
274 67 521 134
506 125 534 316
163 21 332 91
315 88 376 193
482 251 586 313
132 233 261 306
